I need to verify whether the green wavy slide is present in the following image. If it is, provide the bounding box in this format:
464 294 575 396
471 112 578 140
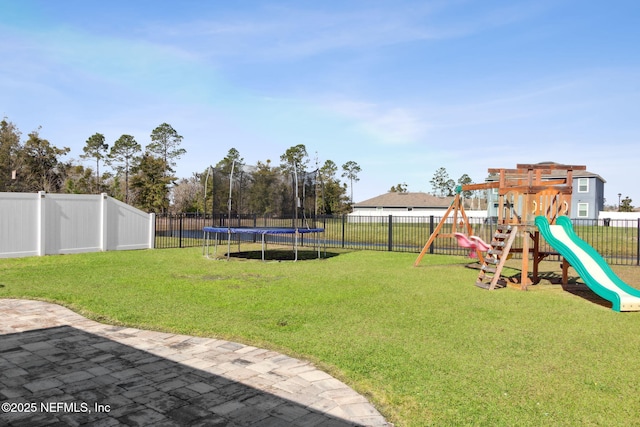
535 216 640 312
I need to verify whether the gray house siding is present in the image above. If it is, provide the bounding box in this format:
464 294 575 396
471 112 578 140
571 176 604 219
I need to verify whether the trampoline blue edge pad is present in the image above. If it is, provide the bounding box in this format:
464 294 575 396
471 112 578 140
203 227 324 235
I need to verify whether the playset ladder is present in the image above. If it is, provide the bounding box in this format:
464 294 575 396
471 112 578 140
476 225 518 290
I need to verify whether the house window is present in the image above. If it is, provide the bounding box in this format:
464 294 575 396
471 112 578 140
578 178 588 193
577 202 589 218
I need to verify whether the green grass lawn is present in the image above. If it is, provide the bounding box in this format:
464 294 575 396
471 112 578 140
2 247 640 426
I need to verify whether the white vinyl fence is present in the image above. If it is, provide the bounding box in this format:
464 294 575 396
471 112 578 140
0 192 155 258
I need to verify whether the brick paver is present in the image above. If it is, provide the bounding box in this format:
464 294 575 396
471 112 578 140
0 299 389 426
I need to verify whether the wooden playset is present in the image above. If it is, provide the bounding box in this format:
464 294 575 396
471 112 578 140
414 163 586 290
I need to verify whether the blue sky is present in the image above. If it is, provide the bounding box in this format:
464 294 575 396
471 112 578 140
1 0 639 206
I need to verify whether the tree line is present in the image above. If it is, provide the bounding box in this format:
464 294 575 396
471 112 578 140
0 117 361 215
173 145 360 216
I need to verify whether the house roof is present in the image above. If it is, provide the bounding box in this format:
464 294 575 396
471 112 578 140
354 192 454 208
566 169 605 182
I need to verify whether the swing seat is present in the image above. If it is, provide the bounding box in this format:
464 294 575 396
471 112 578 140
453 233 479 258
469 236 491 252
453 233 475 249
454 233 491 252
454 233 492 258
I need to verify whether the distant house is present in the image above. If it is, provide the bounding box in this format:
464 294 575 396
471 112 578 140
351 192 486 220
485 163 605 220
353 192 451 214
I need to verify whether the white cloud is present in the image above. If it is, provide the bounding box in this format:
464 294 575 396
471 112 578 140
319 98 430 145
142 6 436 55
137 2 549 62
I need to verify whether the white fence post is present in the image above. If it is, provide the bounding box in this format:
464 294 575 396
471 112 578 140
37 191 46 256
149 213 156 249
100 193 108 251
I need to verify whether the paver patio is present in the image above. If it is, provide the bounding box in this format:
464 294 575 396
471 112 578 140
0 299 389 426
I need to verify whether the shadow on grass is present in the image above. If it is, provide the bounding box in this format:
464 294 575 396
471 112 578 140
463 258 615 309
227 250 342 261
537 270 612 309
463 262 522 287
463 261 613 308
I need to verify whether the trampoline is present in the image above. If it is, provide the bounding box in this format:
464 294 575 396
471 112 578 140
203 226 325 261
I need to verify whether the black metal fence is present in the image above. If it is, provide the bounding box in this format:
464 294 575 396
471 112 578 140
155 213 640 266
